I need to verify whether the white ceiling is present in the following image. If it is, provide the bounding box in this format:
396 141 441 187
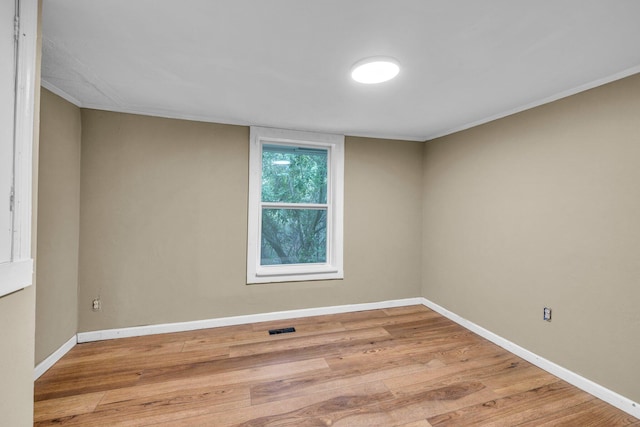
42 0 640 141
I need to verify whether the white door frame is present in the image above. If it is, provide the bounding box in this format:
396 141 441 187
0 0 37 297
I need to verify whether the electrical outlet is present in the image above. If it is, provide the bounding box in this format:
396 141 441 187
543 307 552 322
92 298 101 311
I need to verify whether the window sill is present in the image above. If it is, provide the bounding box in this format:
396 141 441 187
0 259 33 298
248 267 343 284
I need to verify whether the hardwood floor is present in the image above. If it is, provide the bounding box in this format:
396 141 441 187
34 305 639 426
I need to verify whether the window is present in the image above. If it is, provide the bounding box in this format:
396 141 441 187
247 127 344 284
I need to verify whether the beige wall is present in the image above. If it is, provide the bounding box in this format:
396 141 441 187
0 287 36 425
423 73 640 402
35 88 81 364
78 110 423 331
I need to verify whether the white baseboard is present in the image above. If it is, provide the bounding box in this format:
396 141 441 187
419 297 640 419
34 335 77 380
76 297 425 343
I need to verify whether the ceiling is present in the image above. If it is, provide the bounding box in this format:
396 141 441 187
41 0 640 141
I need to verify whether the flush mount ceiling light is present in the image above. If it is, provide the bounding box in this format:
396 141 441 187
350 57 400 84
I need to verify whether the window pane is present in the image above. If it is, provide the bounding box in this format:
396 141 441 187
262 144 327 204
261 208 327 265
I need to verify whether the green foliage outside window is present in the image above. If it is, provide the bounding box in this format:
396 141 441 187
261 145 328 265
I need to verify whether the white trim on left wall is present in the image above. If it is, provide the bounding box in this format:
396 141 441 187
0 0 37 297
34 335 76 380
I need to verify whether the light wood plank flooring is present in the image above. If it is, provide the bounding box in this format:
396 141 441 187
34 305 639 426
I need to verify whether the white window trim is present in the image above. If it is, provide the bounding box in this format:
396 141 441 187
247 126 344 284
0 0 37 298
